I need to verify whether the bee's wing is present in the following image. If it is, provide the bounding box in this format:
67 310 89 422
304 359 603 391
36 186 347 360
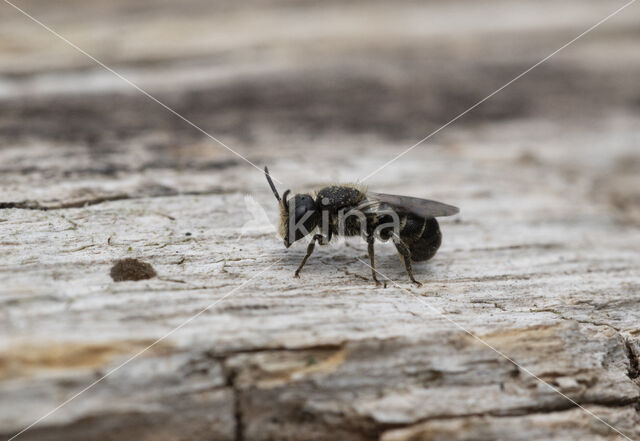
366 192 459 218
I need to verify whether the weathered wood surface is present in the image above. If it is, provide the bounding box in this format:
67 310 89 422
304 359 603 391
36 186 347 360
1 1 640 440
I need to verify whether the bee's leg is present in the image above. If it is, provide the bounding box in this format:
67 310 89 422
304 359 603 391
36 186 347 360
366 236 381 286
393 239 422 287
294 234 326 277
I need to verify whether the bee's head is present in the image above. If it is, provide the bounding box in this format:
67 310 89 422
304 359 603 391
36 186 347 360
264 167 319 248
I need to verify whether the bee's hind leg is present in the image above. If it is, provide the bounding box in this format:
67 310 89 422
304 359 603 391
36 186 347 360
366 236 381 286
294 234 327 277
393 238 422 287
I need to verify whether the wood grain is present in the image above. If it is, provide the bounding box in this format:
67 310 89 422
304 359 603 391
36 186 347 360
1 0 639 440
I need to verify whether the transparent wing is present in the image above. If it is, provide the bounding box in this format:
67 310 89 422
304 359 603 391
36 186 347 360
366 192 459 218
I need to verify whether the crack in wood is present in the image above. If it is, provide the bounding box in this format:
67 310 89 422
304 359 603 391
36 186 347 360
0 188 229 211
625 339 640 381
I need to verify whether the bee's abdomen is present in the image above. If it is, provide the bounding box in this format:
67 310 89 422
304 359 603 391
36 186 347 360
407 218 441 262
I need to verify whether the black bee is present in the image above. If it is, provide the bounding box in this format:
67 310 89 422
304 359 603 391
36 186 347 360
264 167 459 286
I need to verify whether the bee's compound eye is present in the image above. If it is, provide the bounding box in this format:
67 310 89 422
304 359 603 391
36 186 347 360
291 194 315 218
288 194 318 244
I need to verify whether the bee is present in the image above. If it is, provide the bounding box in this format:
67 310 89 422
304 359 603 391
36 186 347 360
264 167 459 286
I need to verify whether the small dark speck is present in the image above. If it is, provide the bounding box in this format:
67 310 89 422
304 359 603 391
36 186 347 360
110 258 157 282
185 232 192 236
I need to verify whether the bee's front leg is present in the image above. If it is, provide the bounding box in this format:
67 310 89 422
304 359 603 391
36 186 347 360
294 234 328 278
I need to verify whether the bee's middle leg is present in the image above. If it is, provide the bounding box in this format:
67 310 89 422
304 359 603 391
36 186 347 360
393 238 422 287
295 234 326 277
366 236 381 286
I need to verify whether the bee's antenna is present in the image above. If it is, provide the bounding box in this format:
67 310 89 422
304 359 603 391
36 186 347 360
264 166 281 202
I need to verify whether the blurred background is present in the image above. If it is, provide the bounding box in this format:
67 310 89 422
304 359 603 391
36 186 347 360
1 0 639 218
